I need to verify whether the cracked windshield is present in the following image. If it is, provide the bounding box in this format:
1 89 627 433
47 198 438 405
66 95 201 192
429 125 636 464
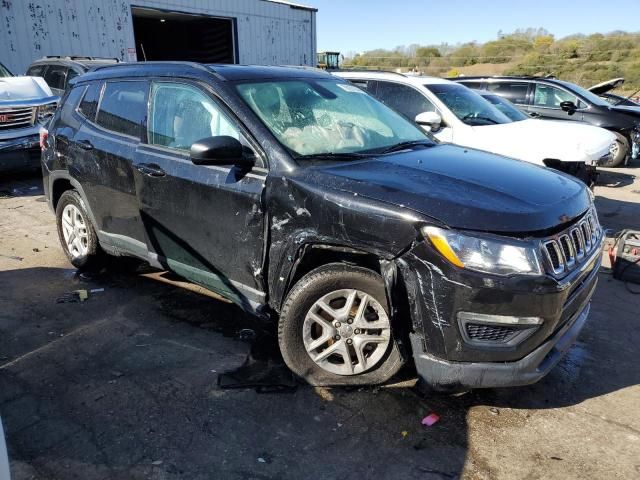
236 79 430 157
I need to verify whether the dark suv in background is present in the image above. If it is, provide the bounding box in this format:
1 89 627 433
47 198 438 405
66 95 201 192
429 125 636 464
42 62 602 391
26 56 120 96
455 75 640 167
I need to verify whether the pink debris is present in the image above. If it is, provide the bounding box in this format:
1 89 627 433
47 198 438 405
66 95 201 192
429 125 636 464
421 413 440 426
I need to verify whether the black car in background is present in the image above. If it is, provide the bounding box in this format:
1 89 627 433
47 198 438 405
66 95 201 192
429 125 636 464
455 75 640 167
26 56 120 96
41 63 602 391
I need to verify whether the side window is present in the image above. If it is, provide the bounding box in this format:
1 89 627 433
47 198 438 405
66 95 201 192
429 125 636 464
374 81 436 122
347 79 375 94
78 82 102 121
487 82 529 104
534 84 579 109
96 81 148 138
459 81 483 90
60 86 86 124
147 82 240 151
27 64 46 77
43 65 67 91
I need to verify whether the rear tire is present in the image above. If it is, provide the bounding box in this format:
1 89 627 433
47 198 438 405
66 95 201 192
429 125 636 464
278 263 404 386
603 132 629 167
56 190 104 271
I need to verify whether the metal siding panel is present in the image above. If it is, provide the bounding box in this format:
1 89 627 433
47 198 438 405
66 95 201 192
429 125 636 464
1 0 315 73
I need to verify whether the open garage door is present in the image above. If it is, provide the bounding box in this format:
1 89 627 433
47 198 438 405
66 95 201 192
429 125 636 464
131 7 236 64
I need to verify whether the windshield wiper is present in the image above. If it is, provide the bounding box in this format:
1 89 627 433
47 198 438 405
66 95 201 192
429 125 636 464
380 140 434 154
462 114 500 125
296 152 373 161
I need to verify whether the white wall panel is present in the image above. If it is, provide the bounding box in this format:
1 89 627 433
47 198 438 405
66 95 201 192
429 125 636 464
0 0 316 74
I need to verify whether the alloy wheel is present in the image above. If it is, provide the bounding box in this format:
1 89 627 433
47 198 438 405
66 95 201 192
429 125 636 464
302 289 391 376
61 204 89 258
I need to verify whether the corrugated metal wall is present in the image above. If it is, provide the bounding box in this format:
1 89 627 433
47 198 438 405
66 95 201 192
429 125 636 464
0 0 316 74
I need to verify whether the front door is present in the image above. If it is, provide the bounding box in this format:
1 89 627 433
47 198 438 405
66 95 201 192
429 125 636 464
528 83 585 122
134 80 266 310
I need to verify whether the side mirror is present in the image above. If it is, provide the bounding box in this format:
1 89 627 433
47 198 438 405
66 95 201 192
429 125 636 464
415 111 442 132
190 136 253 167
560 101 577 114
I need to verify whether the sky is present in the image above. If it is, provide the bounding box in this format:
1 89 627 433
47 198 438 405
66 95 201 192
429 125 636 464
302 0 640 53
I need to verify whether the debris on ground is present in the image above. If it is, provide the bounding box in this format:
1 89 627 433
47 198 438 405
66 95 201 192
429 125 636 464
421 413 440 426
56 289 89 303
489 407 500 415
401 431 409 438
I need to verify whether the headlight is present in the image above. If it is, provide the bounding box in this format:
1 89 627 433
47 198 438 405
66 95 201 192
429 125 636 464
422 226 542 276
36 103 57 124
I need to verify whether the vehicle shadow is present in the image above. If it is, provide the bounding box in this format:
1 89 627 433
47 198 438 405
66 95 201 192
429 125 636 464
0 264 637 479
0 171 43 198
594 195 640 233
596 168 636 188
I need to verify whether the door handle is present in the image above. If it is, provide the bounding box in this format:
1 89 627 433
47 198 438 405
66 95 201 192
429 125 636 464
135 163 166 177
77 139 94 150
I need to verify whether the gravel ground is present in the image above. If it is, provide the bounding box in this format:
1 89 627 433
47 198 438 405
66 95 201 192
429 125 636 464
0 166 639 480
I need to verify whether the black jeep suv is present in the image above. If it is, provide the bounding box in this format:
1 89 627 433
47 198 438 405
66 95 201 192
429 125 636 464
42 63 603 390
454 75 640 167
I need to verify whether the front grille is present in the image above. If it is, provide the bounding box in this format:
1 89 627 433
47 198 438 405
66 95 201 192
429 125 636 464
465 323 518 342
0 106 35 131
542 209 601 276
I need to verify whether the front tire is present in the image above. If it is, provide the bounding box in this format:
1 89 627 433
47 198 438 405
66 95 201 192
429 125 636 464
603 132 629 167
278 263 404 386
56 190 104 270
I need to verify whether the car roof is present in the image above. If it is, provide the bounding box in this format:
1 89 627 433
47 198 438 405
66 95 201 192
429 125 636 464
72 62 333 84
334 70 455 86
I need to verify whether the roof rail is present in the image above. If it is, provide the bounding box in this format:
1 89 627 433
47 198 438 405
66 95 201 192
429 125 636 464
336 69 408 77
89 60 217 77
44 55 120 62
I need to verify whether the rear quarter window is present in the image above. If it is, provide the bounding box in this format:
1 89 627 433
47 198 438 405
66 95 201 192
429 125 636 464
78 82 102 121
96 81 148 139
486 82 529 105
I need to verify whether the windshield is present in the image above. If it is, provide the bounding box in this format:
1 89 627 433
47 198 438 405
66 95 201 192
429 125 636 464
235 78 431 158
425 83 512 126
480 93 529 122
0 63 12 78
556 80 610 107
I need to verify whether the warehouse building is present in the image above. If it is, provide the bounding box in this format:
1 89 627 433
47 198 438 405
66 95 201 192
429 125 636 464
0 0 317 74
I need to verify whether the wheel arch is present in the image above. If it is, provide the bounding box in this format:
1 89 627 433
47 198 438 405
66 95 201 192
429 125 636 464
49 171 99 230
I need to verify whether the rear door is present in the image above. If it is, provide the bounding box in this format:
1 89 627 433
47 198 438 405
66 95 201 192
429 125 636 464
72 80 150 256
528 82 585 122
485 81 531 109
134 79 266 309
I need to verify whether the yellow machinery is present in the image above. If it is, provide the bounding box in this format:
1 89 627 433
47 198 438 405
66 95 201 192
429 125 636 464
317 51 340 70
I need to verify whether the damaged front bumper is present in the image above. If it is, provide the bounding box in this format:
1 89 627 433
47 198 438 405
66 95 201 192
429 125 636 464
0 133 41 172
397 236 601 390
410 301 590 389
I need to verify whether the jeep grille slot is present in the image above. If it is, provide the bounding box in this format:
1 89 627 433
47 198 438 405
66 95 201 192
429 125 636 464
541 209 601 277
0 106 35 131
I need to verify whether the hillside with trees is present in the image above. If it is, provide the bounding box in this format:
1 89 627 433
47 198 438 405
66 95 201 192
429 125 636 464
344 29 640 92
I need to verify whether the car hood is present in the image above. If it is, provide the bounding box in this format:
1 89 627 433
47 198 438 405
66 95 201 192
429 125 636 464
0 76 54 105
609 104 640 114
308 145 591 233
589 77 624 95
469 119 614 161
